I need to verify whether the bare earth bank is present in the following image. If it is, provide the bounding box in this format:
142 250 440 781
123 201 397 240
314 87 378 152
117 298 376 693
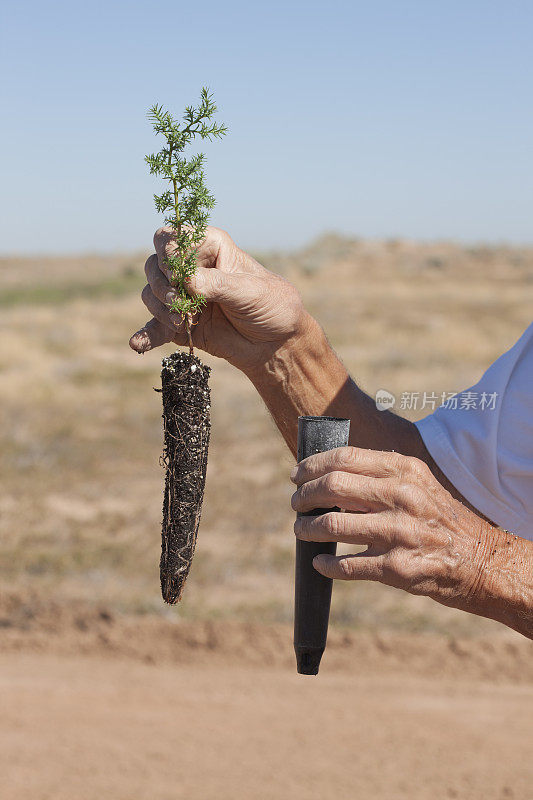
1 615 532 800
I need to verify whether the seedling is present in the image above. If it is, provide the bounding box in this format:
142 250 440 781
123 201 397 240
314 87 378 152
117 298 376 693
146 88 227 351
146 89 226 603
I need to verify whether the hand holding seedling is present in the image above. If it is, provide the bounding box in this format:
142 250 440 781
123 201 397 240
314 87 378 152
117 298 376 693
143 90 227 352
130 88 310 371
130 225 310 374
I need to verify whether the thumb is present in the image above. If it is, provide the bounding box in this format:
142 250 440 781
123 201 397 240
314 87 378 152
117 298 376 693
313 553 385 582
187 267 261 309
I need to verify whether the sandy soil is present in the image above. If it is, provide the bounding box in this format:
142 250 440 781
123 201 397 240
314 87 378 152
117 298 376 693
1 615 532 800
1 647 532 800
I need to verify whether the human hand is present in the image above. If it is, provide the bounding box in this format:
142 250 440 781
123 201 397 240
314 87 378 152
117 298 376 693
290 446 510 618
129 226 310 374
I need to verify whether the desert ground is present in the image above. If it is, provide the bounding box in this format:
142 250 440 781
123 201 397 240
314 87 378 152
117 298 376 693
1 234 532 798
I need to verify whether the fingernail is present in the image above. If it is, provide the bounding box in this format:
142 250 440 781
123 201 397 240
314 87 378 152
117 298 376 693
290 465 298 482
294 518 302 535
165 291 176 306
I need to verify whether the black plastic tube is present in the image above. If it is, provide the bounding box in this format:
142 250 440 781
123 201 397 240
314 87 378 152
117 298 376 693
294 416 351 675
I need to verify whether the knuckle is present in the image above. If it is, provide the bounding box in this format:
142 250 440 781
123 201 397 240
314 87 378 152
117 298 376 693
388 478 420 510
286 282 301 303
405 457 430 481
293 468 309 488
395 479 412 504
322 473 338 494
208 225 230 246
403 557 429 586
270 277 303 311
323 471 347 496
383 477 402 505
337 557 356 579
141 284 152 305
144 253 158 279
396 557 417 583
335 446 358 470
388 452 407 473
154 225 174 244
383 549 426 587
382 551 405 586
291 490 302 511
404 485 426 513
292 463 306 484
287 284 305 315
290 463 301 484
322 512 341 537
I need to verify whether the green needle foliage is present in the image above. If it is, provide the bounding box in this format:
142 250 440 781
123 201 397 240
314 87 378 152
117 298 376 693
146 88 227 320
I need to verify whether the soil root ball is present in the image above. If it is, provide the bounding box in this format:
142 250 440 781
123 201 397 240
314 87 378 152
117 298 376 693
159 351 211 604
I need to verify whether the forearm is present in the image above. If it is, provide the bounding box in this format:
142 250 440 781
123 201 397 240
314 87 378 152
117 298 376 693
466 526 533 639
245 314 494 518
246 314 447 461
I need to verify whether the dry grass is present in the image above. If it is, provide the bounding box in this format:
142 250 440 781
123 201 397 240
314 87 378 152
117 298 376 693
1 235 532 637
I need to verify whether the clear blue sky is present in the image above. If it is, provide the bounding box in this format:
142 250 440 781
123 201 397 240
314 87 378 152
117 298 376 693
1 0 532 254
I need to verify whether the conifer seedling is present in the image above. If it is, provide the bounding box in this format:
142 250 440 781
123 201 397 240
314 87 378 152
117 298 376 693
146 88 227 350
146 89 227 604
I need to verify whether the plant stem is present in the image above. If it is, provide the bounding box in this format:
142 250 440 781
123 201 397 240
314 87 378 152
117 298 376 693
147 92 226 358
168 143 193 354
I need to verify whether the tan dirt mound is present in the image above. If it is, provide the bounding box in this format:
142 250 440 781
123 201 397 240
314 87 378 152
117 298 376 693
1 593 531 683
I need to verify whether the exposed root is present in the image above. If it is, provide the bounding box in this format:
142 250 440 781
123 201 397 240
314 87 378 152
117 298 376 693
159 351 211 603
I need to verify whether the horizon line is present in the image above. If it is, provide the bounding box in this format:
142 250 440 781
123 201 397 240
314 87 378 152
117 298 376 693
1 230 533 260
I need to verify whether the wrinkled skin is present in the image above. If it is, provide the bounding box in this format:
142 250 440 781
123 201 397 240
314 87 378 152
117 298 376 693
129 226 309 373
290 446 492 607
290 446 533 639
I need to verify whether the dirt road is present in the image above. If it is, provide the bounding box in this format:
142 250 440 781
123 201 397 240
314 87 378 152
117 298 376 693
1 650 532 800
